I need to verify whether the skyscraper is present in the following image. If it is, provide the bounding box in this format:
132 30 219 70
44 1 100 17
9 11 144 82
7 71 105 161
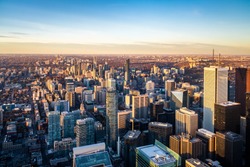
65 91 76 109
195 128 216 159
48 111 61 147
75 118 95 147
215 131 243 167
123 130 142 167
117 110 132 136
54 100 70 112
165 79 176 99
171 89 189 109
106 88 118 151
175 107 198 136
125 59 130 84
214 101 241 133
132 95 149 119
169 134 203 165
148 122 173 146
60 112 75 138
203 66 228 132
146 80 155 94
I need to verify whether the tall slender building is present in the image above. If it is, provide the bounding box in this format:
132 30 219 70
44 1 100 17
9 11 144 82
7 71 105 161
203 66 228 132
75 118 95 147
235 68 250 116
125 59 130 84
175 107 198 136
132 95 149 119
106 88 118 151
48 111 61 147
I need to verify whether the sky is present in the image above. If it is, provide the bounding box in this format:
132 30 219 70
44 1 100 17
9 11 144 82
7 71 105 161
0 0 250 54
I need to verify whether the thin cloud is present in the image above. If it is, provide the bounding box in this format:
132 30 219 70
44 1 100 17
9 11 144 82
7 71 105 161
10 32 29 35
0 35 19 38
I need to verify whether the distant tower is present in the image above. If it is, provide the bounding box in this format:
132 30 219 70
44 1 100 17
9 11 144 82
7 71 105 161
48 111 61 147
93 56 97 69
213 49 215 61
203 66 228 132
125 59 130 84
106 88 118 151
75 118 95 147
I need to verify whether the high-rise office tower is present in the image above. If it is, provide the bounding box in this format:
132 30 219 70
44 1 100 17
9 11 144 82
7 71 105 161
60 112 75 138
132 95 149 119
117 110 132 136
148 122 173 146
175 107 198 136
195 128 216 159
214 101 241 133
54 100 70 112
48 111 61 147
106 88 118 151
150 101 164 121
235 68 247 116
171 89 189 109
0 107 3 125
106 78 116 90
246 93 250 166
123 130 142 167
75 118 95 147
203 66 228 132
169 134 203 165
165 79 176 99
98 64 104 78
65 91 76 109
93 56 97 69
66 82 75 92
146 80 155 94
215 131 243 167
125 59 130 84
136 140 181 167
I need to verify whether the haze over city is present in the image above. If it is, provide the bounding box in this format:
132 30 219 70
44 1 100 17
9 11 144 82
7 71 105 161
0 1 250 167
1 0 250 54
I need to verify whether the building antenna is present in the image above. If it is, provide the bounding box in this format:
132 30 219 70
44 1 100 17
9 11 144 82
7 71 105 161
213 49 214 61
218 53 221 67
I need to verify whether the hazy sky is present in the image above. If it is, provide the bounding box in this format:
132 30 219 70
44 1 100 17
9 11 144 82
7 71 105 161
0 0 250 54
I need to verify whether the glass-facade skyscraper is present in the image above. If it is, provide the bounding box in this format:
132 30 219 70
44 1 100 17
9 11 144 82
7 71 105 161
48 111 61 147
106 88 118 151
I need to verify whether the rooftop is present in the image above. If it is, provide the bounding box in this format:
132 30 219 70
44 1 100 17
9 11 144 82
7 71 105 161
216 101 241 107
197 129 215 138
149 122 172 128
186 158 209 167
179 107 196 115
137 145 176 165
75 151 112 167
124 130 141 139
